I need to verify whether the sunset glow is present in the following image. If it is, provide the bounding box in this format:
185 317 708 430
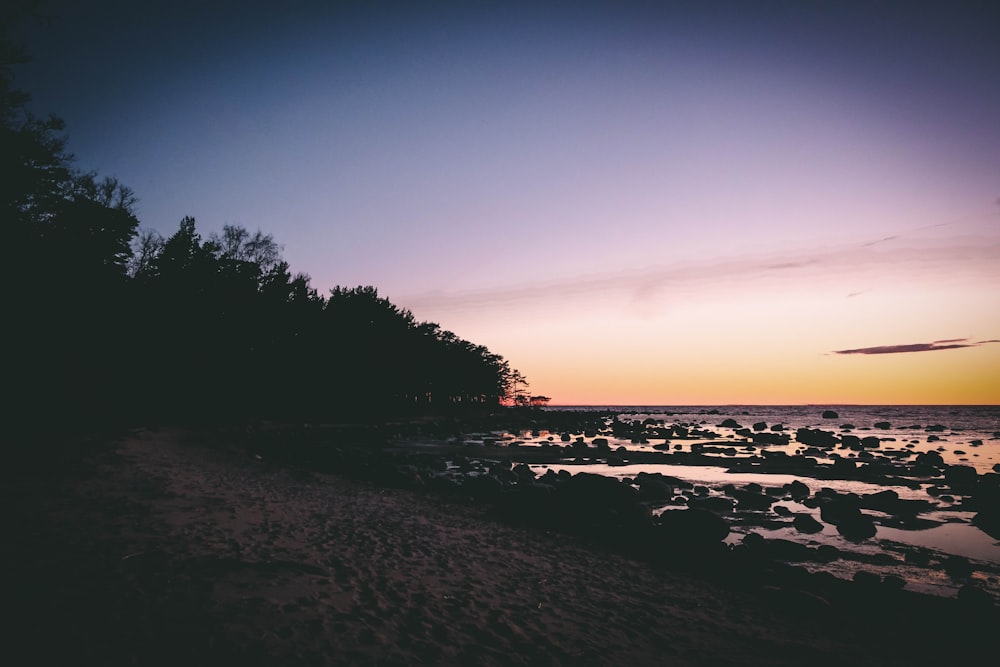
18 1 1000 405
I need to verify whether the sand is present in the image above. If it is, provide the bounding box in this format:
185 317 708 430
2 427 991 666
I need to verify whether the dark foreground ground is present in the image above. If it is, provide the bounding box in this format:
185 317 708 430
2 427 995 666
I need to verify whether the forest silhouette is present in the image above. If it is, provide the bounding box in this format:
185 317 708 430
2 24 533 428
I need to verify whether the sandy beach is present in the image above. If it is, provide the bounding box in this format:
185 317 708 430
3 427 994 666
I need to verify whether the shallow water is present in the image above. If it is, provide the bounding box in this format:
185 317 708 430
506 406 1000 598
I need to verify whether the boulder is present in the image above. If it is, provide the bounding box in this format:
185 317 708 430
658 508 730 543
861 436 881 448
792 514 824 534
836 514 877 541
796 428 839 448
945 464 978 486
943 555 974 578
784 480 811 500
687 496 735 513
822 410 839 419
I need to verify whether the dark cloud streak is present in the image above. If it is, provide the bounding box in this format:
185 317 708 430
833 339 999 355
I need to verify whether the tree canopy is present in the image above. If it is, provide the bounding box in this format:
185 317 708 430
3 25 531 427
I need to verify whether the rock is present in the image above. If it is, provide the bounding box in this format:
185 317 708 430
882 574 906 590
943 555 974 578
793 514 824 534
733 490 776 511
944 465 977 486
785 480 811 500
816 545 840 562
842 435 862 450
752 432 790 445
771 423 785 431
658 508 730 543
822 410 839 419
837 514 877 541
914 451 944 467
926 424 947 432
972 510 1000 539
687 496 735 513
719 419 741 428
752 421 767 431
861 436 881 448
957 585 995 610
796 428 839 448
853 570 880 587
512 463 536 483
819 495 862 525
874 421 891 429
766 538 814 561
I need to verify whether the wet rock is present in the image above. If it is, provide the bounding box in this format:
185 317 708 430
687 496 735 513
853 570 880 587
957 585 995 610
822 410 839 419
819 494 862 525
734 490 776 511
752 421 767 431
766 538 814 562
634 472 676 501
943 555 974 578
785 480 811 500
719 419 741 428
926 424 947 432
874 421 891 429
658 508 730 543
972 510 1000 539
816 545 840 562
796 428 839 448
842 435 862 450
915 450 944 467
512 463 536 483
836 514 877 541
944 465 977 486
752 432 790 445
792 514 824 534
861 436 881 448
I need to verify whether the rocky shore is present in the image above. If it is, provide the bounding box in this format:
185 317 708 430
3 420 997 665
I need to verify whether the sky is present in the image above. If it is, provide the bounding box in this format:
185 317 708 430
12 0 1000 405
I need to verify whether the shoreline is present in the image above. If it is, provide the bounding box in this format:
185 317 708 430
3 425 997 665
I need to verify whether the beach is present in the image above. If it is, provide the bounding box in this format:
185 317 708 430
3 426 995 666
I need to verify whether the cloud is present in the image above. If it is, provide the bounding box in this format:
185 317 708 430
833 339 999 355
398 232 1000 313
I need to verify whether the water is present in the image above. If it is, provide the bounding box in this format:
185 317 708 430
541 404 1000 473
506 405 1000 597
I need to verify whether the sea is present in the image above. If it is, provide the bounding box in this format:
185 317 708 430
497 405 1000 598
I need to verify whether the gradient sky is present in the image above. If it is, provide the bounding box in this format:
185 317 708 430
15 0 1000 404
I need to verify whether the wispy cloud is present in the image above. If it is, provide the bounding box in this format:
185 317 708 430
833 338 999 355
398 231 1000 312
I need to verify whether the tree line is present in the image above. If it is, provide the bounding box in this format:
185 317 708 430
2 25 534 427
